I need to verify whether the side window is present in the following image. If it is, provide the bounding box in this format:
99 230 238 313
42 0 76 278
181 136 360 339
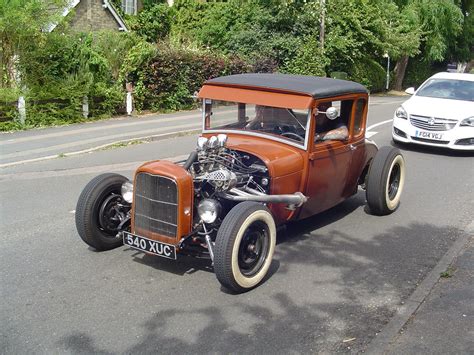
353 99 366 136
314 99 353 143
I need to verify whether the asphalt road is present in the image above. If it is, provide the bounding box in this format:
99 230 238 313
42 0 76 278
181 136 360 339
1 97 473 353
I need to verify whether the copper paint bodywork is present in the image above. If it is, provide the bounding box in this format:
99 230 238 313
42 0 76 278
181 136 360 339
131 160 193 245
199 85 313 109
135 84 377 244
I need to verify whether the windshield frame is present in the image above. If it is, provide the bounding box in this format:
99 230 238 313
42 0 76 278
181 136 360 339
201 99 312 151
415 78 474 102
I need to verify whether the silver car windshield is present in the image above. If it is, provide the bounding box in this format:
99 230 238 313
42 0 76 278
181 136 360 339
203 100 310 147
416 79 474 102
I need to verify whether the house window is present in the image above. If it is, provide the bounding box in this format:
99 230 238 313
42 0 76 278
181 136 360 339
122 0 137 15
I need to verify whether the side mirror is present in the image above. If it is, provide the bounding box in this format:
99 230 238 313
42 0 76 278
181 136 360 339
325 107 339 120
405 87 415 95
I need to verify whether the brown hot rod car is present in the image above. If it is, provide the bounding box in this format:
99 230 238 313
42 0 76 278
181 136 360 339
76 74 406 292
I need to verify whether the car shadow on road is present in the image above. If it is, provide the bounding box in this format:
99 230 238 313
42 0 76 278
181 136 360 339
278 190 366 246
126 248 214 275
124 191 365 277
59 218 464 354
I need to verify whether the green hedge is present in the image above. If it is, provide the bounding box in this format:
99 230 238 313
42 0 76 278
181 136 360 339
124 44 253 111
6 31 134 130
0 88 20 131
403 58 445 88
349 58 386 92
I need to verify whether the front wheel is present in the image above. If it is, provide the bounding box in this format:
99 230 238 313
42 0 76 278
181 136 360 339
214 202 276 293
366 146 406 215
75 173 131 250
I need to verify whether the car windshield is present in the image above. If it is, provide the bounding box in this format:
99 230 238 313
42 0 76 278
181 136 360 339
203 100 310 146
416 79 474 101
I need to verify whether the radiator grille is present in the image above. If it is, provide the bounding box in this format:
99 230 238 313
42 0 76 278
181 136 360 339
134 173 178 238
410 115 457 131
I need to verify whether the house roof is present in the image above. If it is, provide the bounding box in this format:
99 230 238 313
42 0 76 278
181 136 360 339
205 73 368 99
47 0 129 32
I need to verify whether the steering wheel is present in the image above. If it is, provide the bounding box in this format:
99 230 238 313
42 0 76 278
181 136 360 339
281 131 305 142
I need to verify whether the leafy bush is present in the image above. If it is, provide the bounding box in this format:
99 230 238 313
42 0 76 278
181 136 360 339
403 58 444 88
349 58 386 92
0 88 20 131
92 31 139 80
12 32 129 128
141 46 252 111
123 43 252 112
130 4 172 42
282 37 330 77
330 72 349 80
170 0 298 68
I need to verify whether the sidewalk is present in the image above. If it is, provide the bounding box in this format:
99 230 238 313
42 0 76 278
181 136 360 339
365 218 474 354
0 109 204 167
386 236 474 354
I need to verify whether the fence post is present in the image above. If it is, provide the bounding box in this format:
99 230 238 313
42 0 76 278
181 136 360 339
82 96 89 118
126 92 133 116
18 96 26 125
126 82 134 116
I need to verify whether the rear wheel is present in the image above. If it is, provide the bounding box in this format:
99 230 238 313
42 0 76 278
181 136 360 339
214 202 276 293
75 173 131 250
366 146 406 215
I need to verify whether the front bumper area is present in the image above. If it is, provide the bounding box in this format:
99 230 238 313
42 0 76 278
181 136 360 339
392 115 474 151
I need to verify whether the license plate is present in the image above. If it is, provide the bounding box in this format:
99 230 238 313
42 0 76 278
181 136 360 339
415 130 444 140
123 232 177 260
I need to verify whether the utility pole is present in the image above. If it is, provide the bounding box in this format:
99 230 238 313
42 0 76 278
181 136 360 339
383 53 390 91
320 0 326 49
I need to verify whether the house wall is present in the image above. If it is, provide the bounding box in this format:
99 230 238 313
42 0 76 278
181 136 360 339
69 0 123 32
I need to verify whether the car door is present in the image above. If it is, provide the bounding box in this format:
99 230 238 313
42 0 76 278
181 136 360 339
299 99 356 218
343 97 369 197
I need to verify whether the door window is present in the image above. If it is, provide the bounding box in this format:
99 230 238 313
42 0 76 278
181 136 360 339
353 98 366 137
314 99 353 145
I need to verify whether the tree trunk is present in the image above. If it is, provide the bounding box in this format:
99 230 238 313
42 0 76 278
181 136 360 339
465 59 474 73
320 0 325 50
393 55 409 91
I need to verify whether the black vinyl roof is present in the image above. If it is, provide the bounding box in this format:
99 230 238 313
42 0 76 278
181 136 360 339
205 73 368 99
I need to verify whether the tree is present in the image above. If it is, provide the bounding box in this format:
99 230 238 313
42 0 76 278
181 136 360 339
448 0 474 65
0 0 67 88
392 0 464 90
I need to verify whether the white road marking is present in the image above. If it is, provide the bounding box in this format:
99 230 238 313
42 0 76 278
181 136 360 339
0 155 189 181
2 112 395 168
69 210 75 214
0 130 199 168
366 131 378 138
367 119 392 131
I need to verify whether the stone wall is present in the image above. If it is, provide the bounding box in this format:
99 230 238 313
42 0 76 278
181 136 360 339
69 0 123 32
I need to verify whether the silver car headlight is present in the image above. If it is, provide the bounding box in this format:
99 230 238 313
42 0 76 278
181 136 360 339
460 116 474 127
121 181 133 203
395 106 407 120
198 199 221 224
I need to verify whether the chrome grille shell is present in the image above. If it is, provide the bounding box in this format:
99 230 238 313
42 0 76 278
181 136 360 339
410 115 457 131
134 173 178 238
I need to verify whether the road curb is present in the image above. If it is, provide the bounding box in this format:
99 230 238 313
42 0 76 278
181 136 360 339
365 219 474 354
0 128 201 169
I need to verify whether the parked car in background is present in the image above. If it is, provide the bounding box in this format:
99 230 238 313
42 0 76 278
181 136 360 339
446 62 458 73
76 74 406 293
392 72 474 150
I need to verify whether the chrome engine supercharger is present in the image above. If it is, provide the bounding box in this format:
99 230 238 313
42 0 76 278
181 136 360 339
184 134 307 210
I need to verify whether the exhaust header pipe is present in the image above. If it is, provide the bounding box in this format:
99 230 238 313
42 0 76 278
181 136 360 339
222 188 307 209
